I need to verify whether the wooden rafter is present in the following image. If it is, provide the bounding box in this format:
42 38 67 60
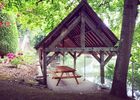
84 13 113 47
48 16 81 50
68 36 80 47
80 10 86 48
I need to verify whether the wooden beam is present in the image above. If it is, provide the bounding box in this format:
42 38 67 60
84 14 113 47
48 16 80 50
68 52 74 58
100 51 105 84
59 52 64 56
46 47 118 52
80 10 86 48
46 52 59 67
77 52 83 57
91 52 100 63
104 54 113 66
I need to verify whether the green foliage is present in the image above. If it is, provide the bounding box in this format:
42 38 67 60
1 0 78 33
106 62 140 90
0 11 18 55
10 56 23 68
21 51 37 65
106 63 114 80
127 63 140 90
30 32 45 46
89 0 123 38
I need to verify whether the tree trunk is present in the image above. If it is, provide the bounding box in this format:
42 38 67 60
110 0 138 98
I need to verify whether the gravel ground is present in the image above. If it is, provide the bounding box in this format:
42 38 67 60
0 64 133 100
0 64 37 80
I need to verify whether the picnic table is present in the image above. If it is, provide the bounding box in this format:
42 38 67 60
51 66 81 86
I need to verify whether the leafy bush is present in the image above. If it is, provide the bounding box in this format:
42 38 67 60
10 57 22 68
106 63 114 80
16 51 37 65
31 33 45 47
0 51 36 68
0 12 18 56
127 63 140 90
106 62 140 90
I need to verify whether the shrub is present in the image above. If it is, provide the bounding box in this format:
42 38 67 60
0 11 18 56
127 63 140 90
10 56 23 68
31 33 45 47
21 51 37 65
106 63 114 80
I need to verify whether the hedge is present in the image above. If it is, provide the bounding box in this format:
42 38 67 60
0 11 18 56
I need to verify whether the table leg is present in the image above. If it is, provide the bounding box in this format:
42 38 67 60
72 72 79 84
56 72 64 86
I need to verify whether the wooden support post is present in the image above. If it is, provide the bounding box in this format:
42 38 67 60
63 52 65 65
83 53 86 81
38 49 42 70
74 52 77 69
42 49 47 87
100 51 105 84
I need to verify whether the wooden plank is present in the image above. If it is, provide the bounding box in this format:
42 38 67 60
100 51 104 84
46 47 118 52
80 11 86 48
84 13 113 47
52 75 81 79
48 16 80 50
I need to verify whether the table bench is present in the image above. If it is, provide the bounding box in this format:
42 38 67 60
51 66 81 86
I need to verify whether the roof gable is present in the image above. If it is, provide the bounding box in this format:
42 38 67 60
35 1 118 49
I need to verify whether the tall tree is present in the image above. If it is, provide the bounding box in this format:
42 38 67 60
110 0 139 98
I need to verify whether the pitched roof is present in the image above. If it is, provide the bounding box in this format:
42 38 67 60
35 0 118 49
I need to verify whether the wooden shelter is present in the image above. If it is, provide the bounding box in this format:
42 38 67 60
35 0 118 87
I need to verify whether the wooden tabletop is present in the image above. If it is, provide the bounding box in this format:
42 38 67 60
54 66 75 73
